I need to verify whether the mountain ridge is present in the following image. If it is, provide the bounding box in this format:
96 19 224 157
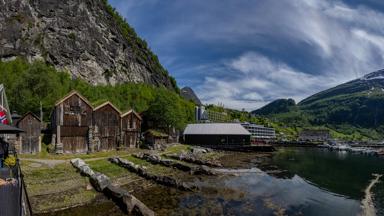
252 69 384 138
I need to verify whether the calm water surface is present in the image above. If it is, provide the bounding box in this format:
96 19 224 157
44 148 384 216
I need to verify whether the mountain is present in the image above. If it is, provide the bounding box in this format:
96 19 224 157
0 0 177 90
180 87 202 105
252 70 384 136
252 98 296 115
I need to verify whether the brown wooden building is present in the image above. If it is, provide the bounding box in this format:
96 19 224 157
120 110 142 149
16 112 41 154
51 91 93 154
143 130 169 149
93 102 121 151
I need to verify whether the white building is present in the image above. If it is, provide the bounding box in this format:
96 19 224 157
241 123 276 140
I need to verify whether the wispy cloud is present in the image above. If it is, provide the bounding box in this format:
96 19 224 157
110 0 384 110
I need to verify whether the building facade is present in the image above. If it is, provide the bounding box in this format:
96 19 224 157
121 110 142 149
16 112 41 154
51 91 93 154
183 123 251 147
298 129 330 142
195 106 228 123
92 102 121 151
241 123 276 141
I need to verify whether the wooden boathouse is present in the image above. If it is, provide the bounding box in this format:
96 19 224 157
120 110 142 149
16 112 41 154
51 91 93 154
92 102 121 151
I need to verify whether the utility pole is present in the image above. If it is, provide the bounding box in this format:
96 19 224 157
40 101 43 129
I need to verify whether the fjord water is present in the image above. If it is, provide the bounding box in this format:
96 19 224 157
135 148 384 216
44 148 384 216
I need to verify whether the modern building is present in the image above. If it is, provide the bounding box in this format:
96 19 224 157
195 106 228 123
241 123 276 141
298 129 330 142
183 123 251 147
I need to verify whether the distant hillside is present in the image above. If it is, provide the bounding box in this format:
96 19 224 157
0 0 177 90
252 98 296 115
180 87 202 105
252 70 384 140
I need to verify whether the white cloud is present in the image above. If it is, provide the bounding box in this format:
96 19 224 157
112 0 384 110
197 52 335 111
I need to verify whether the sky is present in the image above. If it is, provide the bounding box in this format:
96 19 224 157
109 0 384 111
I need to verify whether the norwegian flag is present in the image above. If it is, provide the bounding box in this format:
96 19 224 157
0 110 8 125
0 84 11 125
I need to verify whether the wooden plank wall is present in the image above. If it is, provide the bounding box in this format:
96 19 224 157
121 112 141 148
17 114 41 154
93 104 120 151
59 94 93 153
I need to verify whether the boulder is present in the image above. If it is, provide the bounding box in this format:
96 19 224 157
90 173 111 192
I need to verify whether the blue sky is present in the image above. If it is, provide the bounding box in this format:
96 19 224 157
109 0 384 110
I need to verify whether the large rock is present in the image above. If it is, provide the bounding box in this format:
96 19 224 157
0 0 175 89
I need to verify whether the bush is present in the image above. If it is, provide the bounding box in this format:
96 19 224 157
4 155 16 167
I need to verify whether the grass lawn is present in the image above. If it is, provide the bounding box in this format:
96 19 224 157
21 161 98 213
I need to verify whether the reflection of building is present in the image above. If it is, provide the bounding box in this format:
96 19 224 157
183 123 251 147
241 123 276 141
299 129 330 142
195 106 228 123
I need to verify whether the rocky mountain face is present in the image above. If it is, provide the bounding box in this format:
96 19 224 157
253 69 384 128
180 87 202 106
0 0 176 89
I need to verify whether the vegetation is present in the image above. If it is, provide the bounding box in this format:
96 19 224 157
0 59 194 129
4 155 16 167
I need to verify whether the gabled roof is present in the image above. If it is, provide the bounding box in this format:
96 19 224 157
93 101 121 114
121 109 142 120
183 123 251 135
54 90 93 108
17 112 41 124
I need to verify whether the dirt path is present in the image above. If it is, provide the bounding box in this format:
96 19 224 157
361 174 382 216
20 154 132 168
20 158 66 168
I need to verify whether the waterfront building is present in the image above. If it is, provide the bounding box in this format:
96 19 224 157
299 129 330 142
92 102 121 151
183 123 251 147
51 91 93 154
241 122 276 141
120 110 142 149
15 112 41 154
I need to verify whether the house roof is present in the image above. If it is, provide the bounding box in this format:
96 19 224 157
17 112 41 124
93 101 122 114
0 124 24 134
183 123 251 135
54 90 93 108
121 109 142 120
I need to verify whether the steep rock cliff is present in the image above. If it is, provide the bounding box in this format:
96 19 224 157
0 0 176 89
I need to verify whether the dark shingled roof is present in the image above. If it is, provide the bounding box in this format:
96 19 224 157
0 124 24 134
